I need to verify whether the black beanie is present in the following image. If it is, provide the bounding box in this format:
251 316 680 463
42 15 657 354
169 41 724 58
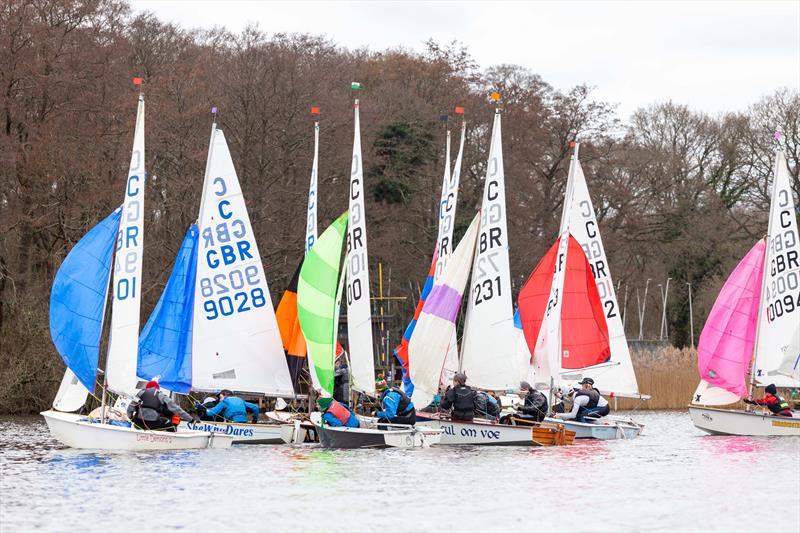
765 384 777 395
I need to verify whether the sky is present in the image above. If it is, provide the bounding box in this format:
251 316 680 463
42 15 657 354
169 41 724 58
129 0 800 119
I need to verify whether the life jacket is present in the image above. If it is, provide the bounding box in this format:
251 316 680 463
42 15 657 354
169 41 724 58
326 399 353 426
450 385 476 420
382 387 412 416
137 389 168 421
575 388 600 408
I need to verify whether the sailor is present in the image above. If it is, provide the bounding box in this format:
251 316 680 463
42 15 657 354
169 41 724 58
127 380 192 431
502 381 548 423
553 378 610 422
333 356 350 405
203 390 260 423
440 372 477 422
318 397 359 428
195 395 225 421
375 380 416 425
743 384 793 417
474 390 501 420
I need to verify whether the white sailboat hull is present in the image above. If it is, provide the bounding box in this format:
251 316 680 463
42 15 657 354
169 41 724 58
415 414 542 446
312 413 442 449
543 416 642 440
180 420 292 444
42 410 233 450
689 406 800 436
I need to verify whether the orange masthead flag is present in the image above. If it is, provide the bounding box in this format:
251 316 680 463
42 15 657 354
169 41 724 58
454 106 465 114
311 106 320 115
132 77 142 86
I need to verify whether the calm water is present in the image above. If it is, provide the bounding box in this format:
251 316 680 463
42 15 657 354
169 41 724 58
1 411 798 532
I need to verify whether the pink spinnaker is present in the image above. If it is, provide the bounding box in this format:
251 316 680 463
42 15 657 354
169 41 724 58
697 240 765 397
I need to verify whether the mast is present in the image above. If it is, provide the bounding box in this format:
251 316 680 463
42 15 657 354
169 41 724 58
307 107 320 254
197 107 218 223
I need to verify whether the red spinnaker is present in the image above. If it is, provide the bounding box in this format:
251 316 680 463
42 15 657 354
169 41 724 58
519 235 610 370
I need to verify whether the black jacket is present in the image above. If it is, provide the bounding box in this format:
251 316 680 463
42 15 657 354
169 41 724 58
441 385 477 421
520 390 548 418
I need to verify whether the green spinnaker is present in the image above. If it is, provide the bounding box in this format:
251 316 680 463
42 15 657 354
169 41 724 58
297 211 348 395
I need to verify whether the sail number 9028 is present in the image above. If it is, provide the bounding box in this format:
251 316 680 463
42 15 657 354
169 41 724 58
199 266 265 320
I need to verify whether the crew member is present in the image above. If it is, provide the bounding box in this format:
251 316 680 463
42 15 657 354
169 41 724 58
474 390 501 420
333 356 350 405
375 380 416 425
440 372 477 421
553 378 610 422
127 380 192 431
502 381 548 424
203 390 260 423
743 384 793 417
318 397 359 428
195 395 224 421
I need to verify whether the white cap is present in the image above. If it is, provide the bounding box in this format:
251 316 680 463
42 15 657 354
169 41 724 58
275 398 288 411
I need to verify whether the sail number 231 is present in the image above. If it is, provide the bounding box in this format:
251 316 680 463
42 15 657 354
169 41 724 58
474 276 502 305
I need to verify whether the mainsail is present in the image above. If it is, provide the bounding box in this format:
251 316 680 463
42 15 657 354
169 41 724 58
306 120 319 253
410 214 481 409
137 226 199 393
460 111 521 390
697 240 765 396
50 208 121 392
345 99 376 396
297 212 349 395
752 150 800 388
191 124 293 395
565 160 639 396
106 93 146 394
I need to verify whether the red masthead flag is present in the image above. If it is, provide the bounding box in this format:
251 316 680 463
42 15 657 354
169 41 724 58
311 107 320 115
454 106 465 114
132 77 142 86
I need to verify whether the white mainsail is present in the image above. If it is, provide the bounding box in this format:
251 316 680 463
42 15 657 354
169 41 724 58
435 124 466 387
460 111 522 390
410 214 481 409
753 150 800 388
345 100 376 396
566 160 641 397
192 124 294 395
306 120 319 254
691 379 740 406
531 146 579 389
106 93 145 394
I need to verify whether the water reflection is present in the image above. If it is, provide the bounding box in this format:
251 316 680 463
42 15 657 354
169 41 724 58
0 413 798 533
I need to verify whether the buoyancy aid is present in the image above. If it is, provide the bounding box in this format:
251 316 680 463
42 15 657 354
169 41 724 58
137 389 168 421
382 387 412 416
765 393 792 415
574 388 600 409
326 399 353 426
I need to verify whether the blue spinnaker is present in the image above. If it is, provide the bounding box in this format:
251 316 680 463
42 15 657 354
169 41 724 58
50 208 122 391
137 225 198 393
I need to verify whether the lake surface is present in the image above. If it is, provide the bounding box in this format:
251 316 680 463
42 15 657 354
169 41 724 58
1 411 798 532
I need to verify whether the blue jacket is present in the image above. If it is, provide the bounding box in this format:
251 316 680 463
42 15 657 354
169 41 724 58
376 390 415 420
322 403 359 428
204 396 259 423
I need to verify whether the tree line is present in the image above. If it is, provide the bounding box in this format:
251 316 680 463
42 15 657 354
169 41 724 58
1 0 798 413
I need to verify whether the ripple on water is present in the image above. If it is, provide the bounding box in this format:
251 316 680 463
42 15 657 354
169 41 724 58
0 412 798 532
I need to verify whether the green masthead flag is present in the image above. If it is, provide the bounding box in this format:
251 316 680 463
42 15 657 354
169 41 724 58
297 211 348 395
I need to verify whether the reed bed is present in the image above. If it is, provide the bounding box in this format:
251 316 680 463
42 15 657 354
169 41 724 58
613 347 736 411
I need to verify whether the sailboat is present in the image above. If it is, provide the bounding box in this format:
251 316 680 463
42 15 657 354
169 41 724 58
41 86 231 450
299 213 442 448
395 110 466 393
412 105 573 446
689 147 800 436
519 143 644 440
137 110 295 444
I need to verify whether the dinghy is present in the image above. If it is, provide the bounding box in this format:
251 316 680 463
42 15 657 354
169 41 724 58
410 106 572 445
519 143 644 440
311 413 441 449
41 86 231 450
137 111 296 444
689 147 799 436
